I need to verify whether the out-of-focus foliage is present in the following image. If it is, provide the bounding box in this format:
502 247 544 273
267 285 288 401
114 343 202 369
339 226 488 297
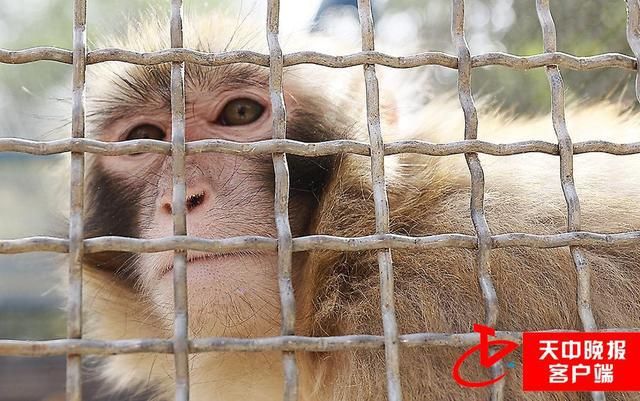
379 0 635 113
0 0 236 140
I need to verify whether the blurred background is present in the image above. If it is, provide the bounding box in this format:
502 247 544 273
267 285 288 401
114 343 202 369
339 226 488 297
0 0 635 400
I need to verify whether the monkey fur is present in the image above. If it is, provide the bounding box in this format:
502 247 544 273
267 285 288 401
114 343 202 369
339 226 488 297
80 12 640 401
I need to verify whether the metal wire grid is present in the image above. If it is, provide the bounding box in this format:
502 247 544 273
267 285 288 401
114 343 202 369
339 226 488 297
1 1 640 401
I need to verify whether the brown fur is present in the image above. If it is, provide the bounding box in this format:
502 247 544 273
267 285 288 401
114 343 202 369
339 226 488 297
83 11 640 401
295 105 640 400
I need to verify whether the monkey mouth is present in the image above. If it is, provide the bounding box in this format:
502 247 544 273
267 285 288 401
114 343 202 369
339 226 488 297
159 251 247 279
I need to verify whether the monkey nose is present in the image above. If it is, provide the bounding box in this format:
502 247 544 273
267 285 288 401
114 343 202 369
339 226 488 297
161 190 207 215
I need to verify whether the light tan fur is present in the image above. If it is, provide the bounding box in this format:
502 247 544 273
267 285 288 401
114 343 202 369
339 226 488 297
83 12 640 401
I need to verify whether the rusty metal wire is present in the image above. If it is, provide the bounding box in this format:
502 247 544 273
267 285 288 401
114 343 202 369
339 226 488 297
266 1 299 400
168 1 190 400
0 333 533 358
1 2 640 401
1 47 638 70
357 1 404 400
3 230 640 255
451 1 504 399
3 137 640 157
5 327 640 357
536 1 602 400
66 0 87 400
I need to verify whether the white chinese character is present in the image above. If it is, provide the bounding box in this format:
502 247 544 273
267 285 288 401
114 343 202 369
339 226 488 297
594 363 614 384
572 364 591 383
549 364 569 384
606 340 626 360
584 340 604 360
561 340 581 360
540 340 560 360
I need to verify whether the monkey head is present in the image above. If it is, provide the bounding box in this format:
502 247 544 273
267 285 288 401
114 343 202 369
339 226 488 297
82 14 371 342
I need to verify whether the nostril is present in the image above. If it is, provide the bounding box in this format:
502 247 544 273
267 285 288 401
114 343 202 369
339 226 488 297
186 191 206 211
161 191 206 215
162 203 172 215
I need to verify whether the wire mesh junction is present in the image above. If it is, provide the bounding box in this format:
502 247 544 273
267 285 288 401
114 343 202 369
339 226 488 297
2 1 640 401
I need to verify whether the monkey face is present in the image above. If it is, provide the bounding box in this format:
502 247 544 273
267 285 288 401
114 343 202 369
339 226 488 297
87 67 286 337
83 60 353 338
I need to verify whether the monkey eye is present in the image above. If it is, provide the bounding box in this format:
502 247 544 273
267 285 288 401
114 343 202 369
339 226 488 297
124 124 167 141
217 98 265 126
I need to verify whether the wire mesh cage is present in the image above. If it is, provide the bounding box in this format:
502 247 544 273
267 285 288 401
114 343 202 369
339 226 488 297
1 1 640 401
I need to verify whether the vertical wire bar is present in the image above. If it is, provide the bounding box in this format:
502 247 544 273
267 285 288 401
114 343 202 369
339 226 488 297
356 1 403 400
170 1 190 400
626 0 640 104
266 1 298 400
535 1 603 401
67 0 87 400
451 1 503 400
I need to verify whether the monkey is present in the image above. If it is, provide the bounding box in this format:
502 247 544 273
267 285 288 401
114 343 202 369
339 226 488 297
79 11 640 401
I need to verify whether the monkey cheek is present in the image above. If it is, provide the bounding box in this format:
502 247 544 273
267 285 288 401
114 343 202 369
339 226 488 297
150 254 280 338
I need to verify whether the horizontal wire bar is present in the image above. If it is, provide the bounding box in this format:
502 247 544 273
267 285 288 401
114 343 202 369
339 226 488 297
0 48 636 71
0 237 69 253
2 137 640 157
3 328 640 357
2 231 640 255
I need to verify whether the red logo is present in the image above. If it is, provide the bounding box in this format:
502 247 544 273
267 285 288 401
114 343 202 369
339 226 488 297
452 324 519 388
